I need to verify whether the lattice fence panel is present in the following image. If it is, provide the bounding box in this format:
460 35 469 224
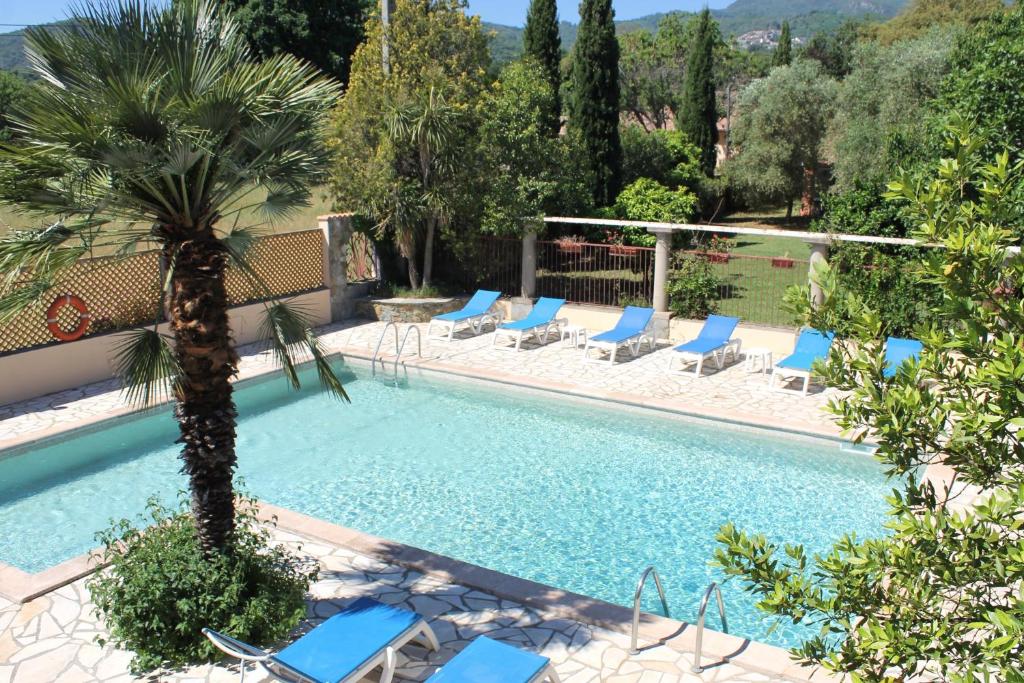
1 229 326 355
0 251 163 354
225 229 325 304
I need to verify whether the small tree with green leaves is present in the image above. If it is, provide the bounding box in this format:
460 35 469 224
523 0 562 136
716 126 1024 682
676 9 718 177
569 0 621 206
772 21 792 67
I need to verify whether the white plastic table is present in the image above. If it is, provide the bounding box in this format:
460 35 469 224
561 324 588 348
744 347 773 374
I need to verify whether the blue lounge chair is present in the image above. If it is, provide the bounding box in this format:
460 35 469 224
884 337 923 378
771 328 836 395
428 636 560 682
427 290 503 342
668 315 742 377
492 297 566 351
583 306 655 364
203 597 439 683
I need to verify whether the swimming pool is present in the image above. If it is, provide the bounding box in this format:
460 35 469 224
0 360 891 647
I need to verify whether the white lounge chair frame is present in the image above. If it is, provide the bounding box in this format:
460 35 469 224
203 616 440 683
492 317 567 351
582 322 657 365
668 339 743 377
427 309 504 343
770 365 814 396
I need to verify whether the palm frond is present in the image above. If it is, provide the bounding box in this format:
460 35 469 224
0 278 53 325
259 301 349 401
111 327 181 407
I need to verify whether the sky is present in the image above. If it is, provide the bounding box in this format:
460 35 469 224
3 0 733 29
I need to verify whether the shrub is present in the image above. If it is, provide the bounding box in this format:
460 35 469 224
613 178 698 246
89 495 317 673
666 253 721 319
620 126 702 190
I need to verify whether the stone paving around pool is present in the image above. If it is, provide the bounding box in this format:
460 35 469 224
0 526 802 683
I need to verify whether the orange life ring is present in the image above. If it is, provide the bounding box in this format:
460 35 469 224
46 294 91 342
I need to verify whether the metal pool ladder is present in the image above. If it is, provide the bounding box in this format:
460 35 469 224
371 321 422 379
629 566 671 655
692 582 729 674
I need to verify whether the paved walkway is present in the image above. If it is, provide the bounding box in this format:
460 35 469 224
0 527 794 683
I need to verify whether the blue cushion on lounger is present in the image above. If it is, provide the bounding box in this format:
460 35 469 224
776 329 835 372
428 637 550 683
674 337 727 355
433 290 501 323
499 298 565 331
672 315 739 355
591 306 654 344
883 337 923 378
272 597 421 683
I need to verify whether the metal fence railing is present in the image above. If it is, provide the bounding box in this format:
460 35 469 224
687 251 809 328
437 237 521 296
536 240 655 306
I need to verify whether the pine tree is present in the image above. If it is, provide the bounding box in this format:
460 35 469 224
677 9 718 177
523 0 562 136
569 0 622 206
773 21 792 67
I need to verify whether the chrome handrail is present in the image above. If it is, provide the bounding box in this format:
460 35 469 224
691 582 728 674
629 566 671 655
371 321 399 377
393 325 422 375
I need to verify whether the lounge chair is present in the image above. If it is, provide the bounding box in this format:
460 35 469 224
203 596 439 683
427 636 560 682
492 297 566 351
583 306 656 365
771 328 836 395
427 290 503 342
668 315 742 377
884 337 923 378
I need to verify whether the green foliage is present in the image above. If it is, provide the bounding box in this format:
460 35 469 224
728 59 837 210
613 178 698 241
569 0 622 206
938 4 1024 164
89 495 317 673
799 19 863 78
717 130 1024 681
676 9 718 177
523 0 562 135
221 0 371 87
873 0 1007 45
0 71 26 142
666 252 721 319
619 126 702 190
478 60 586 236
772 21 793 67
618 30 676 132
328 0 490 288
828 30 955 193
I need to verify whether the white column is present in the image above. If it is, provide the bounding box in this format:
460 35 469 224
318 213 354 322
808 242 829 310
652 228 672 313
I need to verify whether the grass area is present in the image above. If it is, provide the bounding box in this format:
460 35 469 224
0 188 335 239
711 255 804 327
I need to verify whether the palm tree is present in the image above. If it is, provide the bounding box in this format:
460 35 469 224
0 0 346 554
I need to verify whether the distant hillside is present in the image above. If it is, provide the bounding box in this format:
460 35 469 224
0 28 29 74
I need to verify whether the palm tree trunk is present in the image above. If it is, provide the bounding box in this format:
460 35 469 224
168 235 239 554
422 215 436 289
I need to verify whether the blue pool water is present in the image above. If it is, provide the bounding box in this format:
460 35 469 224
0 361 891 647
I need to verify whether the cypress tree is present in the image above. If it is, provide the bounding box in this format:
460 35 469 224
773 21 792 67
569 0 622 206
524 0 562 136
677 9 718 177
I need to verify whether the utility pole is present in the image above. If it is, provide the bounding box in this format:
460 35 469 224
382 0 394 76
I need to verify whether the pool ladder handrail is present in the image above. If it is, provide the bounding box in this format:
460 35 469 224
692 581 728 674
629 566 671 655
371 321 422 378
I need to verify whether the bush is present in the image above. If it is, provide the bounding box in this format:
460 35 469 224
613 178 698 246
666 253 721 319
620 126 702 190
89 495 317 673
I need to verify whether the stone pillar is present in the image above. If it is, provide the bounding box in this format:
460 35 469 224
521 227 537 300
319 213 354 322
808 242 829 310
651 228 672 313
